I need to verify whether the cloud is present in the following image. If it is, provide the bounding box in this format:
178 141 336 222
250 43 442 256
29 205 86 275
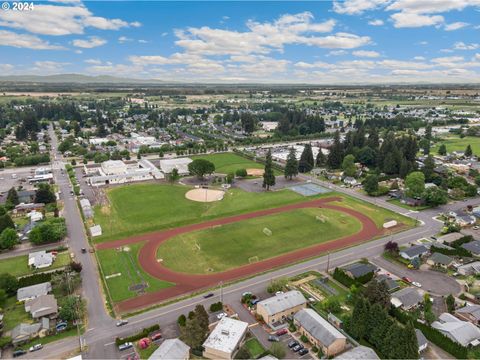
138 39 148 43
390 12 444 28
0 30 64 49
0 3 139 36
453 42 479 50
413 56 425 60
84 58 102 65
0 63 14 73
118 36 133 44
33 60 68 73
333 0 389 15
352 50 380 58
476 53 480 61
368 19 384 26
72 36 107 48
326 50 348 56
444 22 469 31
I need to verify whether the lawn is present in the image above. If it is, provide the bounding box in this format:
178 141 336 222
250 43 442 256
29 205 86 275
96 242 173 303
192 153 266 175
136 343 159 359
436 136 480 156
0 251 70 278
387 199 431 211
1 296 32 331
93 184 329 242
157 207 362 274
244 338 265 359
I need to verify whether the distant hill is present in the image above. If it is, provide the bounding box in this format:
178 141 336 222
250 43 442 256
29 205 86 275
0 74 166 84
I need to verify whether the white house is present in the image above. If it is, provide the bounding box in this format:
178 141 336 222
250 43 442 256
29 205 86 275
28 251 54 269
203 317 248 359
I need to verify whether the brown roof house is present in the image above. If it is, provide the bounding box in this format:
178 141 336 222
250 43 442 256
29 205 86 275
11 318 49 345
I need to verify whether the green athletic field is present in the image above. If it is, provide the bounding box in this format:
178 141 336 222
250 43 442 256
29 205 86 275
156 207 362 274
96 242 173 303
192 152 281 175
93 184 329 242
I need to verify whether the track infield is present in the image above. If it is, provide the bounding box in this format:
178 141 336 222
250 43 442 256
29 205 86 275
96 196 385 313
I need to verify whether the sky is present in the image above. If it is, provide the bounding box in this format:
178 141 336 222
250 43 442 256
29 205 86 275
0 0 480 84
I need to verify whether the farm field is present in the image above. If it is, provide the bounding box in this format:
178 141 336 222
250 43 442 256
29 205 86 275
0 251 70 278
157 207 362 274
96 242 173 303
435 136 480 156
93 184 328 242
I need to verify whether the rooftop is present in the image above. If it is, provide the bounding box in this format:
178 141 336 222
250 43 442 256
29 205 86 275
257 290 306 316
203 317 248 354
294 309 346 346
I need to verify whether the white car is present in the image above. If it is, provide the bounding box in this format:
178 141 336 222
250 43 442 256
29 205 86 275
29 344 43 352
412 281 422 288
216 312 227 320
116 319 128 327
118 342 133 351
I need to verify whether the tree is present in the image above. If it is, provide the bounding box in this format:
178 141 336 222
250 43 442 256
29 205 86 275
422 187 448 206
284 148 298 180
168 168 180 184
29 218 67 245
263 149 276 190
0 213 15 234
235 168 248 177
0 228 18 250
298 144 314 173
235 347 250 359
402 322 419 360
362 174 379 196
315 149 326 167
465 144 473 157
34 183 56 204
0 273 19 296
327 131 343 169
422 155 435 182
267 278 287 293
365 279 390 308
438 143 447 156
6 187 19 206
405 171 425 199
342 154 356 177
446 294 455 313
188 159 215 179
349 297 368 339
59 295 85 322
269 343 286 359
194 305 209 335
0 289 7 306
69 261 83 273
177 314 187 327
384 241 399 254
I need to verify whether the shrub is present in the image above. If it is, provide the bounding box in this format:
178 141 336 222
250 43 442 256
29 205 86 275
235 168 248 177
209 302 223 312
115 324 160 346
300 335 309 343
177 314 186 327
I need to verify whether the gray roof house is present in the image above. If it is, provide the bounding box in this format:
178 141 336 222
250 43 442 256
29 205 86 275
462 240 480 256
256 290 307 318
25 295 58 319
416 329 428 353
376 274 400 292
457 261 480 276
336 346 379 359
342 262 377 279
391 287 424 310
149 338 190 360
28 251 54 269
432 313 480 347
427 252 454 268
399 245 429 260
11 320 49 345
437 232 464 244
456 305 480 325
17 282 52 302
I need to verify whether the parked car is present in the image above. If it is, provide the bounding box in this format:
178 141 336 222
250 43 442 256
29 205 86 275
216 312 227 320
116 319 128 327
251 299 260 305
299 348 309 356
29 344 43 352
151 332 162 341
292 344 304 352
56 322 68 331
288 340 299 348
13 350 27 357
402 276 412 283
412 281 422 288
118 342 133 351
203 293 214 299
268 335 280 342
81 248 87 253
276 328 288 336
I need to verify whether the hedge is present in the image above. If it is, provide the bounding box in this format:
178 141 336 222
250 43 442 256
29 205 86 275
390 307 467 359
430 245 472 258
17 269 65 287
115 324 160 346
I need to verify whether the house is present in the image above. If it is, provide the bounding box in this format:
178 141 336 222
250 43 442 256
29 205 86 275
202 317 248 359
376 274 400 292
256 290 307 328
462 240 480 256
149 338 190 360
159 157 193 175
456 305 480 325
426 252 454 268
17 190 36 203
399 245 429 260
11 319 49 345
342 262 377 279
416 329 428 353
25 295 58 319
28 251 54 269
343 177 357 186
28 211 43 222
336 346 379 359
457 261 480 276
432 313 480 347
391 287 424 310
293 309 346 356
438 232 464 245
12 203 45 217
17 282 52 302
455 215 476 227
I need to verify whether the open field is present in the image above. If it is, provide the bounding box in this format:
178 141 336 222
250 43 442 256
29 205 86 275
96 242 173 303
157 207 361 274
191 152 281 175
436 136 480 156
93 184 327 242
0 251 70 278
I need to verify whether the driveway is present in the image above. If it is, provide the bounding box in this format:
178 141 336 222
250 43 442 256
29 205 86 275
372 256 461 296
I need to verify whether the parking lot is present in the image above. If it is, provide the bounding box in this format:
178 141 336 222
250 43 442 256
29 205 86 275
0 167 39 201
279 331 314 359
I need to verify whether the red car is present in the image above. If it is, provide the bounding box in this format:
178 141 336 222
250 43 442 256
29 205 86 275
276 328 288 336
402 276 412 283
151 332 162 341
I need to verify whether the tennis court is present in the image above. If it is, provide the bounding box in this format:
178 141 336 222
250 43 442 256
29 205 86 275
290 183 332 196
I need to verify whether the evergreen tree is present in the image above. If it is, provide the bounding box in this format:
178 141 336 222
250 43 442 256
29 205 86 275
446 294 455 313
34 183 56 204
316 149 326 167
341 154 356 177
298 144 314 173
365 279 391 308
383 322 404 359
263 149 276 190
284 148 299 180
194 305 209 335
367 128 379 149
438 143 447 156
402 322 419 360
327 131 344 169
0 213 15 234
6 187 19 206
422 155 435 182
349 297 368 339
425 124 432 140
362 174 379 196
465 144 473 157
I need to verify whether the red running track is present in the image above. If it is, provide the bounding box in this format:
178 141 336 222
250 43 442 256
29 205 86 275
96 196 382 312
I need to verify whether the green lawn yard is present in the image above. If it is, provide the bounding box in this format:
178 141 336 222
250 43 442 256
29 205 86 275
435 136 480 156
244 338 265 359
96 242 173 303
93 184 329 242
0 251 70 278
157 207 362 274
191 152 269 175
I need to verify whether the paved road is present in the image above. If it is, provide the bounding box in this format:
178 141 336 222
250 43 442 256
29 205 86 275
25 137 477 359
0 241 66 260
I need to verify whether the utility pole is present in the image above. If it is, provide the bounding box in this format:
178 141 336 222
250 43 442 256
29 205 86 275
220 281 223 303
326 251 331 274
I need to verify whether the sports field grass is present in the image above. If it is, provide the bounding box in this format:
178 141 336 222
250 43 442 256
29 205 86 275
93 184 327 242
157 207 362 274
192 152 282 175
435 136 480 156
96 242 173 303
0 251 70 278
